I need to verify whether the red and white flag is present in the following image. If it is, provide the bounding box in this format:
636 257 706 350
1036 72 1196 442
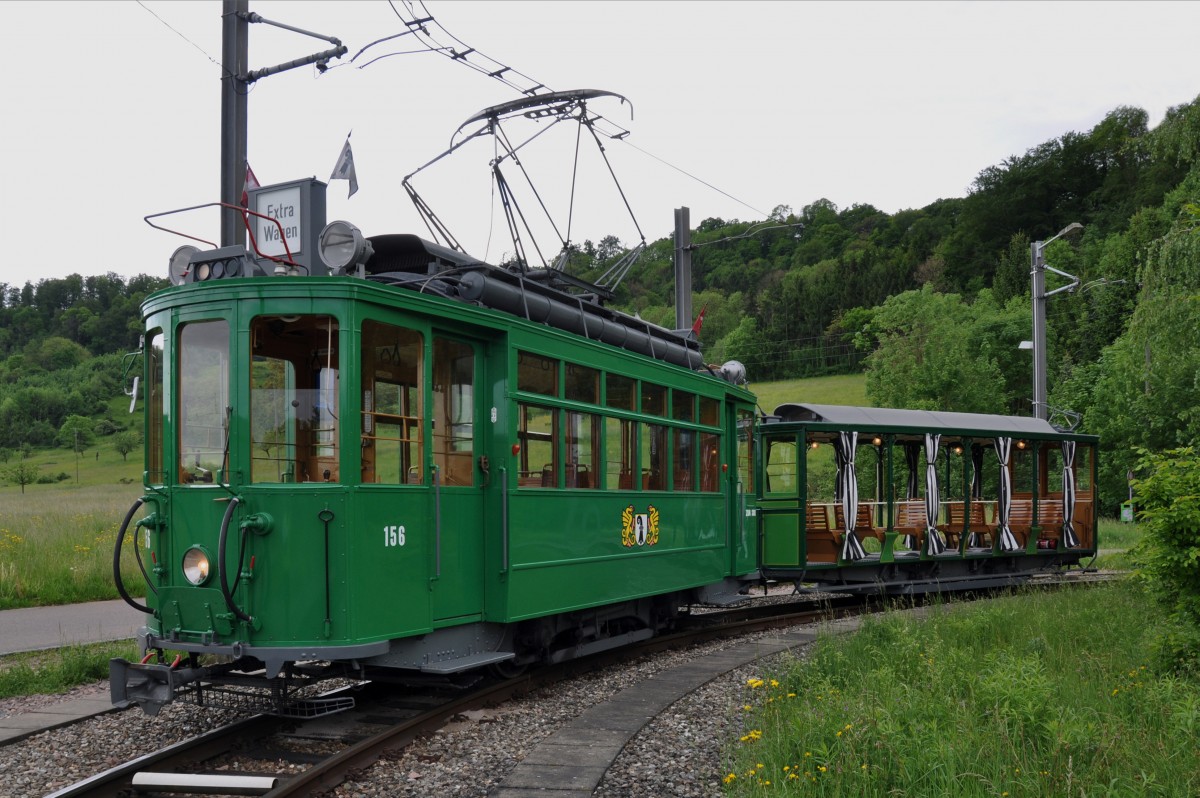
691 302 709 337
241 161 260 207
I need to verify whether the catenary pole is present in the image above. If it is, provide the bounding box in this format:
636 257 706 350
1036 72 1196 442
220 0 249 248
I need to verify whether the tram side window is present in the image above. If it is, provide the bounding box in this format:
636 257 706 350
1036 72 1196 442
737 409 754 493
518 403 558 486
146 330 165 484
248 315 340 484
606 373 635 410
673 428 696 491
672 390 695 422
565 363 599 403
433 338 475 486
699 430 721 492
605 416 636 490
565 411 599 489
642 382 666 417
518 351 558 396
699 396 721 493
179 320 229 484
764 438 798 496
641 422 668 490
361 321 422 485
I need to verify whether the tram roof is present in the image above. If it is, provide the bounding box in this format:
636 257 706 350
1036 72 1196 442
770 403 1062 437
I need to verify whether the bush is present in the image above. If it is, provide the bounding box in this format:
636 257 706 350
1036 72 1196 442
93 418 118 436
1132 446 1200 672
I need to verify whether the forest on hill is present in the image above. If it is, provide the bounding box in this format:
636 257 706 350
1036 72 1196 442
3 95 1200 512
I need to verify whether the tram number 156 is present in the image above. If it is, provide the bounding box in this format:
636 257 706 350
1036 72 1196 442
384 525 407 547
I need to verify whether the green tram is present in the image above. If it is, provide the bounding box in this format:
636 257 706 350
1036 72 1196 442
111 227 759 715
111 200 1098 716
758 404 1098 591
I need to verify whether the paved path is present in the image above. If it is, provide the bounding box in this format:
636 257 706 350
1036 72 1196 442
488 615 875 797
0 599 144 656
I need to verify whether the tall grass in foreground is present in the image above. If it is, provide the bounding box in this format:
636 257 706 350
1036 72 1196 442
0 484 145 608
723 583 1199 796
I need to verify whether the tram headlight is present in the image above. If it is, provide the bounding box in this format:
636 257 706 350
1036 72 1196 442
182 547 212 586
318 220 373 273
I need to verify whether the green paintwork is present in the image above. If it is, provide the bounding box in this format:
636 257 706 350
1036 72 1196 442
135 274 757 653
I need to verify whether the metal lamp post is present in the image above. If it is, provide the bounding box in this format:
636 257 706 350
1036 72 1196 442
1030 222 1082 420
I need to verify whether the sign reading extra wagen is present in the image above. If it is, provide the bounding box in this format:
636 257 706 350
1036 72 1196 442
247 178 328 275
255 185 302 257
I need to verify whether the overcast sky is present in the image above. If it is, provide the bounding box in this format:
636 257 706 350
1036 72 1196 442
2 0 1198 284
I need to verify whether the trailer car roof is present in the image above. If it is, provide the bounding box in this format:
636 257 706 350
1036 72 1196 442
770 403 1062 436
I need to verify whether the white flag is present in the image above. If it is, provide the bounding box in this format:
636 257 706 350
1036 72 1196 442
329 134 358 198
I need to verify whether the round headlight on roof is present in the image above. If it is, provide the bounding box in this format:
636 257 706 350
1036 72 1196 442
168 245 199 286
182 546 212 586
318 220 374 272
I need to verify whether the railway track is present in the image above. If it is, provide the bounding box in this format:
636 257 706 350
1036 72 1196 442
46 572 1120 797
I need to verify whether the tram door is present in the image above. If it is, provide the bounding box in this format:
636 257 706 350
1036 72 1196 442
430 334 486 623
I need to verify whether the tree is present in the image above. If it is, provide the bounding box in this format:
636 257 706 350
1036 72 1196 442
57 414 95 452
113 431 141 462
863 286 1016 413
1076 192 1200 512
3 461 40 493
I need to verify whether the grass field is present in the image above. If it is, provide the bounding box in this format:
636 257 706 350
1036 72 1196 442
749 374 869 415
723 581 1197 796
0 483 145 608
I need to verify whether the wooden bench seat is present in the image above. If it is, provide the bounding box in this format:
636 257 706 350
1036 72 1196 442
834 504 883 542
942 502 995 548
805 503 839 564
890 501 927 551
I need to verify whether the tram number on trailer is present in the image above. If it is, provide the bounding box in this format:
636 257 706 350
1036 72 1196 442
383 525 407 547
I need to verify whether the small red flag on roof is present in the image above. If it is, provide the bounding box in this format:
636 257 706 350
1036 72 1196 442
691 302 709 336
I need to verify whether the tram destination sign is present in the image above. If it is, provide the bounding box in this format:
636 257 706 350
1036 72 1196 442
247 178 328 275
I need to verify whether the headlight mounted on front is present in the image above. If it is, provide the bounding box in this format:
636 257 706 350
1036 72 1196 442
182 546 212 586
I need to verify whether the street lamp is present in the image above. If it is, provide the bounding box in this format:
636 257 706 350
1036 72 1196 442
1030 222 1083 421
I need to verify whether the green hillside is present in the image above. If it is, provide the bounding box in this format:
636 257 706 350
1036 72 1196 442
750 373 868 415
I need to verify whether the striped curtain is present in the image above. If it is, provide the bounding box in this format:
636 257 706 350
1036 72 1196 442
839 431 866 561
1061 440 1079 548
924 433 946 556
995 437 1020 552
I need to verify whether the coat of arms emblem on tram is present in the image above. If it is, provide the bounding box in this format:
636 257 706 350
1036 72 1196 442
621 505 660 547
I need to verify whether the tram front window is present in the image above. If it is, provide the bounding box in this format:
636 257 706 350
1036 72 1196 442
179 320 229 484
250 315 341 483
